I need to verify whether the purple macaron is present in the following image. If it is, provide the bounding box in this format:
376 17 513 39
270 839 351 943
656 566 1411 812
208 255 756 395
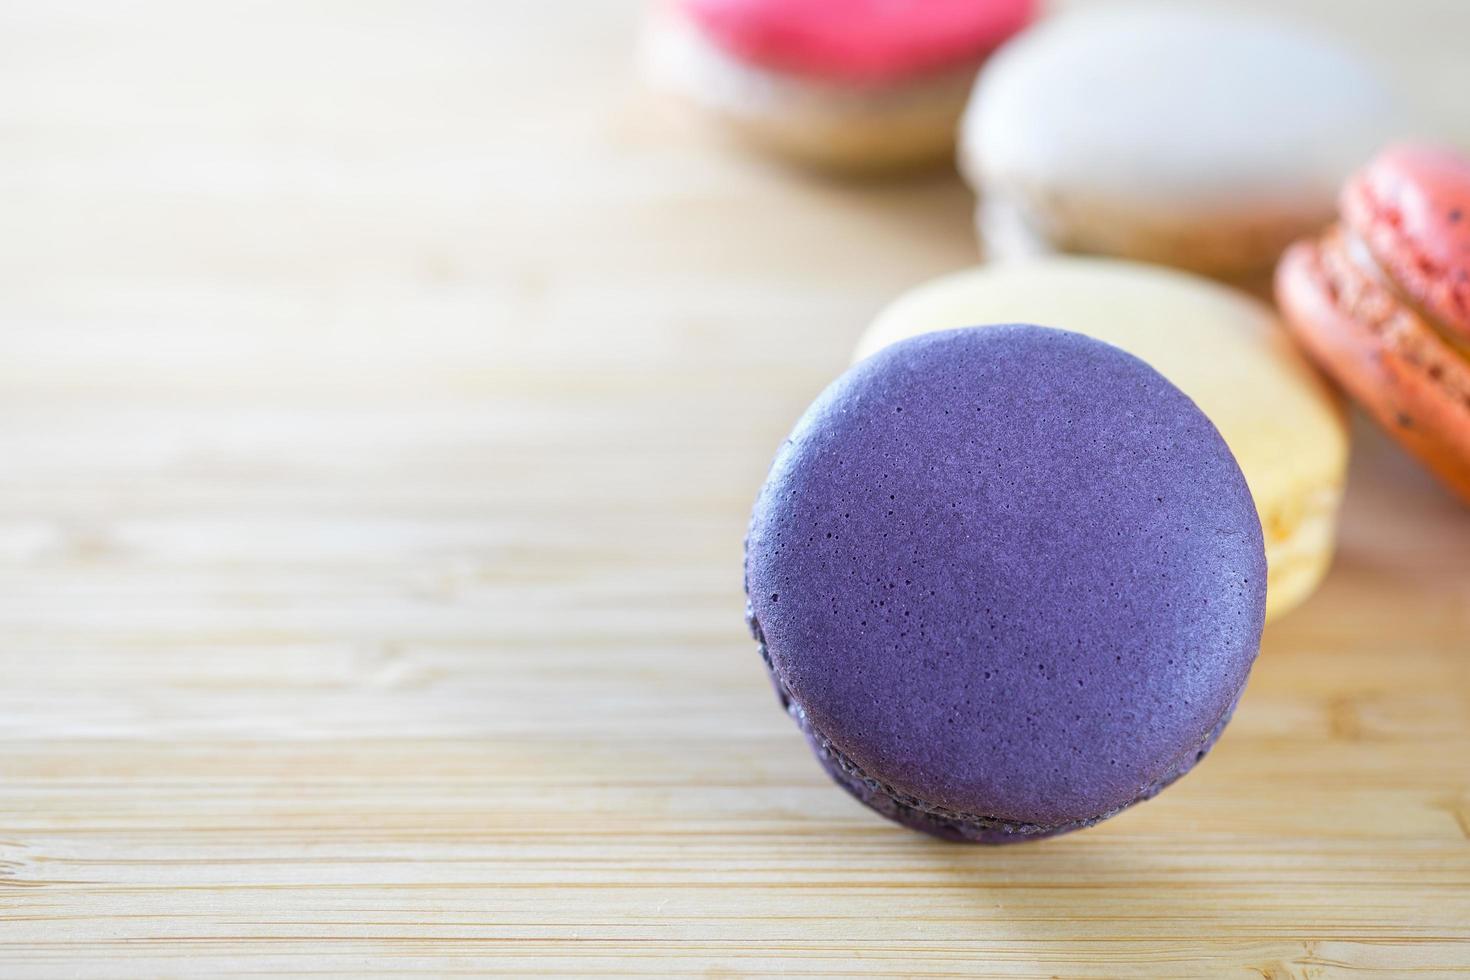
745 325 1266 842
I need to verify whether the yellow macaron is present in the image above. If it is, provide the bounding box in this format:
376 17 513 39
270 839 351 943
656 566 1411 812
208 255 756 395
857 257 1349 621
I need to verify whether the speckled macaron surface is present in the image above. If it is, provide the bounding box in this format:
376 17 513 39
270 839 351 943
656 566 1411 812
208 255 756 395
745 326 1267 841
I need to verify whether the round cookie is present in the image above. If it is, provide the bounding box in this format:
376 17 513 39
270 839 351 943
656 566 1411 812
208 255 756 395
746 326 1267 842
959 5 1400 278
1277 144 1470 504
857 258 1349 620
641 0 1036 174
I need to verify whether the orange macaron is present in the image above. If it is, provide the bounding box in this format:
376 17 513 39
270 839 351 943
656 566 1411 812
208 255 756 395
1276 144 1470 504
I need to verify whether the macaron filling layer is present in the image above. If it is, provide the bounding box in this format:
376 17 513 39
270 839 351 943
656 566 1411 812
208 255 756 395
1320 228 1470 407
1342 226 1470 361
969 179 1324 280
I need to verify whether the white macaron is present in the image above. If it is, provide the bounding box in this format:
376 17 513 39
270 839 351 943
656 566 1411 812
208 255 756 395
959 5 1403 277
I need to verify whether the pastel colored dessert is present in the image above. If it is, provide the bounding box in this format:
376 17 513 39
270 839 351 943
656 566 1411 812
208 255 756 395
857 258 1349 621
641 0 1036 173
959 6 1400 278
1277 144 1470 504
745 326 1266 842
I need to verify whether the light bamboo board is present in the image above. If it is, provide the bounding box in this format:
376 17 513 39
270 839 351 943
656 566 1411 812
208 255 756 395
0 1 1467 976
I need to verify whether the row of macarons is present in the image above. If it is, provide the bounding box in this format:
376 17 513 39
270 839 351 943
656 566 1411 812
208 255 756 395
739 149 1470 841
686 3 1470 841
858 137 1470 625
644 0 1470 614
642 0 1406 280
741 146 1470 838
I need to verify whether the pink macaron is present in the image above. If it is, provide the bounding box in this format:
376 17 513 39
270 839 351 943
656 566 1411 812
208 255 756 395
1277 144 1470 503
642 0 1037 173
1341 145 1470 346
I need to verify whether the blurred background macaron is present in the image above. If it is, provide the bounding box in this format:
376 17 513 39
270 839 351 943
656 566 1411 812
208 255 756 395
641 0 1036 174
960 5 1402 280
858 258 1350 621
1277 143 1470 504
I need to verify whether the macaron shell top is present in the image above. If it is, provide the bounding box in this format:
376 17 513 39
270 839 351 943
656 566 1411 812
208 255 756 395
681 0 1036 83
1342 144 1470 346
746 326 1266 827
856 259 1347 621
962 6 1399 221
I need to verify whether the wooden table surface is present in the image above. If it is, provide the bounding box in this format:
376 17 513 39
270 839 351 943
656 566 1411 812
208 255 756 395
1 1 1467 976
